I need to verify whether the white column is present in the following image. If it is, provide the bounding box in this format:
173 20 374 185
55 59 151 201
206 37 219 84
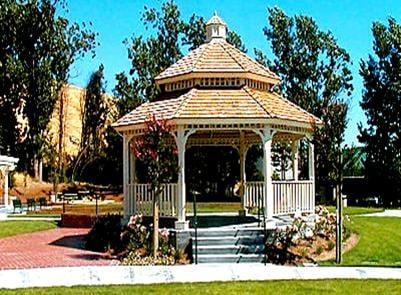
255 127 275 223
263 136 273 220
292 139 299 181
173 127 196 230
239 131 248 216
123 135 130 218
4 170 9 206
308 141 315 181
129 142 136 214
308 140 316 208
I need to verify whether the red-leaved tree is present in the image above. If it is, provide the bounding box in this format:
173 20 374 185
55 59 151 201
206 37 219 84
131 114 177 257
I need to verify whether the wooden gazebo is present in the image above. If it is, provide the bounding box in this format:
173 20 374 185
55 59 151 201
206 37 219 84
113 13 322 230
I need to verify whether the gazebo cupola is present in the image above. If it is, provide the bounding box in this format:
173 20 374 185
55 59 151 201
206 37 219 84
205 11 227 42
113 12 322 230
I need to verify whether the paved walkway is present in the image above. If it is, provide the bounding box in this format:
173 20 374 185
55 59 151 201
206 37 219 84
361 209 401 217
0 264 400 289
0 228 118 270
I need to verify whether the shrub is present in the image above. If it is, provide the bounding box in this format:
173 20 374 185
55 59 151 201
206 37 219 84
328 240 335 251
316 245 324 255
265 205 348 264
85 214 122 252
119 215 181 265
265 227 298 264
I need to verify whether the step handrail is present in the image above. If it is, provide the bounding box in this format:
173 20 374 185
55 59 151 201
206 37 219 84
257 193 267 266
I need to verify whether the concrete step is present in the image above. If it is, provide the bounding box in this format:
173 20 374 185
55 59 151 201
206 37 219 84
195 244 264 255
196 235 265 246
196 254 265 264
194 228 265 238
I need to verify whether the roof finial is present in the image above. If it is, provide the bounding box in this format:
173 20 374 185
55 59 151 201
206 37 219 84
214 10 218 16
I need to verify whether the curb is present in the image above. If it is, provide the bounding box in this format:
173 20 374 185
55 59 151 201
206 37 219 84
0 264 400 289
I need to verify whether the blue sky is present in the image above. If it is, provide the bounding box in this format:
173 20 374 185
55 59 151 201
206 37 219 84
63 0 401 145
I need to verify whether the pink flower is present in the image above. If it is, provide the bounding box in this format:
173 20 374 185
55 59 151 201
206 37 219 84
160 228 169 239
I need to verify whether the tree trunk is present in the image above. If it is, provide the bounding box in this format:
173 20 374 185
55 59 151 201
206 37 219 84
58 89 65 182
34 156 39 180
153 192 160 257
39 159 43 182
33 157 43 182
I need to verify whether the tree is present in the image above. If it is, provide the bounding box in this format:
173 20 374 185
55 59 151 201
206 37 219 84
132 114 177 257
0 1 28 157
272 142 293 180
342 145 364 177
359 18 401 205
0 0 97 177
73 64 108 180
262 7 353 189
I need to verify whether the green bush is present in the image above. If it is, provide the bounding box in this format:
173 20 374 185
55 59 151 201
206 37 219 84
265 206 348 265
120 215 179 265
85 214 122 252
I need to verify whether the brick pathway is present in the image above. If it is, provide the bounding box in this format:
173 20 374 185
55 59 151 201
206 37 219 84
0 228 118 270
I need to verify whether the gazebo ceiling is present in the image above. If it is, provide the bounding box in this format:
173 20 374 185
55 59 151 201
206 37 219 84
184 129 304 147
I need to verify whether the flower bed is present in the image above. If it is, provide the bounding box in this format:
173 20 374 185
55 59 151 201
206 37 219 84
85 214 187 265
120 215 186 265
265 206 351 265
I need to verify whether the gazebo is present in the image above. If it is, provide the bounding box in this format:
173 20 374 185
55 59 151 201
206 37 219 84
0 155 19 207
113 13 322 230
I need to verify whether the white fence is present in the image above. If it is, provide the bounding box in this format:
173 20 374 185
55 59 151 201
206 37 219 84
126 183 178 217
244 180 315 215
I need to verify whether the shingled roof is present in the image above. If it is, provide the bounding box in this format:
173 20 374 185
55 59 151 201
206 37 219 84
155 40 279 84
113 86 321 128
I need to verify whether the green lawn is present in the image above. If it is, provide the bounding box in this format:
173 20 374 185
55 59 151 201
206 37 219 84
341 216 401 266
0 221 57 239
9 214 61 219
27 202 123 217
326 206 384 216
1 280 400 294
186 202 241 213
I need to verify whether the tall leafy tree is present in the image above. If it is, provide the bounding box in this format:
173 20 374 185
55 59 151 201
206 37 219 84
0 0 97 177
0 1 28 156
359 18 401 205
73 64 108 179
262 7 353 189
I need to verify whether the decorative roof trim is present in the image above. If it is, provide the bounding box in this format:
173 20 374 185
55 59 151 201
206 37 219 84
155 71 279 85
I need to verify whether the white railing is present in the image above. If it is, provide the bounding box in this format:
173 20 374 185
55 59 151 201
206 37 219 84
272 180 314 215
244 180 315 215
244 181 265 208
126 183 178 217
